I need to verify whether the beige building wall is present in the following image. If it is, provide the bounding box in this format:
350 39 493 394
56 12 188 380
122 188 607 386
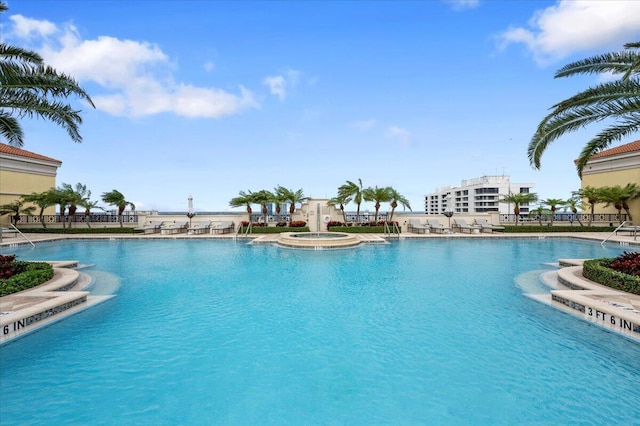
581 141 640 222
0 144 61 224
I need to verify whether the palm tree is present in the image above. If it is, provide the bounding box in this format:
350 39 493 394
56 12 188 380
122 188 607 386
528 41 640 176
0 3 94 147
60 182 91 228
229 190 255 222
251 190 274 224
501 192 538 226
21 189 57 228
51 187 76 229
78 199 103 229
387 187 411 221
327 194 352 224
101 190 135 227
0 199 35 225
528 206 552 226
563 196 584 226
574 186 603 226
540 198 565 226
338 179 364 223
275 186 309 224
363 186 392 223
598 185 627 224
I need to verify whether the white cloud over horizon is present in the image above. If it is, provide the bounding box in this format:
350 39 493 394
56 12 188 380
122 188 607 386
496 0 640 65
7 14 258 118
263 68 302 101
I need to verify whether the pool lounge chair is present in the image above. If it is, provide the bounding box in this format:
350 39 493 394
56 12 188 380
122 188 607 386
425 219 449 234
211 221 234 234
160 221 189 234
188 221 212 234
134 220 164 234
474 218 505 233
615 225 639 236
452 218 480 234
408 219 430 234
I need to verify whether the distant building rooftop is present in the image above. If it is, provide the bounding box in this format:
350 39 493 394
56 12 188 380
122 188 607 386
0 143 62 164
588 140 640 160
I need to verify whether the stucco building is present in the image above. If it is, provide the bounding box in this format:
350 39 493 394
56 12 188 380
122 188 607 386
0 143 62 224
581 140 640 222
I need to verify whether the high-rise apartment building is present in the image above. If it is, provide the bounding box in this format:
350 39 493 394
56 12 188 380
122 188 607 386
424 175 535 215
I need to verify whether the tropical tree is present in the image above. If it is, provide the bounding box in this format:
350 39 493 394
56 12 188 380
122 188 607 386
21 189 57 228
363 186 392 223
338 179 364 223
0 199 35 225
501 192 538 226
563 196 584 226
528 206 552 226
50 187 76 228
60 182 91 228
251 190 274 224
101 190 135 227
540 198 565 226
574 186 603 226
387 187 411 221
528 41 640 176
327 194 352 223
275 186 309 224
599 183 640 223
78 199 103 229
0 2 94 147
229 190 255 220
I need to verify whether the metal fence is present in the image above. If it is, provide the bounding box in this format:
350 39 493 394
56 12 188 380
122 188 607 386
499 213 626 224
15 214 139 224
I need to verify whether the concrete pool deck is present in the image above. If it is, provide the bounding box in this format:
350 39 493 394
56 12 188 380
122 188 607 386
1 231 638 345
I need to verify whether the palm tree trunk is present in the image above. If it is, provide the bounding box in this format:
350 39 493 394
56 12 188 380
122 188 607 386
39 208 47 229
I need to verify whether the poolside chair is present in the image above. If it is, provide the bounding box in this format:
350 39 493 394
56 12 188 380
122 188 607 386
408 218 430 234
134 220 164 234
188 221 212 234
160 221 189 234
474 218 505 233
425 218 448 234
211 221 234 234
452 218 480 234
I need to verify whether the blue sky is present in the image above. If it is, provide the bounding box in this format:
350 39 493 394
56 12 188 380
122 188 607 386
3 0 640 213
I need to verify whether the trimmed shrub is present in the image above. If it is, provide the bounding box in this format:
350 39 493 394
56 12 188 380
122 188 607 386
502 225 616 233
0 261 54 296
238 226 310 234
609 251 640 276
583 257 640 296
18 227 136 234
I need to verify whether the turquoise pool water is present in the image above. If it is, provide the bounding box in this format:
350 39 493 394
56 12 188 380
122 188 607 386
1 238 639 424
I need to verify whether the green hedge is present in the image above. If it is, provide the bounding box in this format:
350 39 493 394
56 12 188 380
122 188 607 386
582 258 640 295
501 225 616 233
17 227 136 234
238 226 310 234
0 262 54 296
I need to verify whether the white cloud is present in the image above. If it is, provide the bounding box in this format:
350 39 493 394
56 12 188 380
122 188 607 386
263 68 302 101
387 126 411 146
6 15 258 119
351 119 376 130
497 0 640 65
263 75 287 101
203 61 215 72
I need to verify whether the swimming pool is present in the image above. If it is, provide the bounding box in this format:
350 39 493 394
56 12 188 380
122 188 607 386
1 238 639 424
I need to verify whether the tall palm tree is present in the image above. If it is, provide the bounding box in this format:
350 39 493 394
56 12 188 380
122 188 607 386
563 196 584 226
528 206 551 226
327 194 352 224
60 182 91 228
363 186 392 223
275 186 309 224
21 189 57 228
574 186 603 226
229 190 255 221
51 187 76 229
598 185 627 224
500 192 538 226
528 41 640 176
338 179 364 223
540 198 565 226
387 187 411 221
251 190 274 224
0 2 94 147
0 199 35 225
101 190 135 227
607 183 640 223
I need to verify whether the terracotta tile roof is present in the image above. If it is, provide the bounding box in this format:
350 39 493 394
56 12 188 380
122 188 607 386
0 143 62 164
589 140 640 159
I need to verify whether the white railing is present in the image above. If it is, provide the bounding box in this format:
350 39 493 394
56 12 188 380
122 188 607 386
601 221 634 247
1 223 35 247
